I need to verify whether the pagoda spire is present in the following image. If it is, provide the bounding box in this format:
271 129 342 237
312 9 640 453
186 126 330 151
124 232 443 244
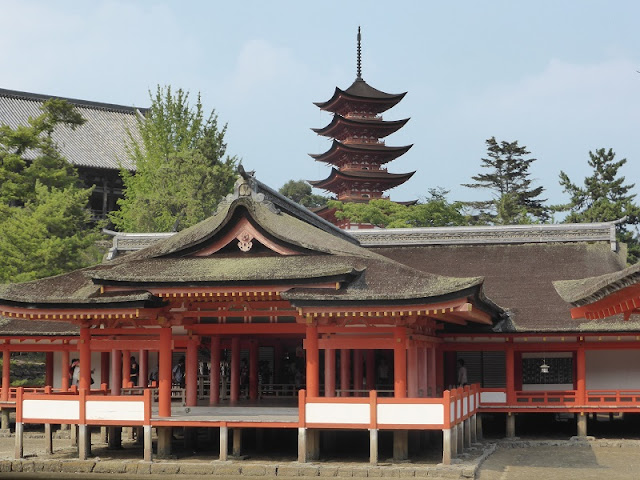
357 26 362 79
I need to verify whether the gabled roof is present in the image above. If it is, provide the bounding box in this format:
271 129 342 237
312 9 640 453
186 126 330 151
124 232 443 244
0 172 501 325
0 87 145 171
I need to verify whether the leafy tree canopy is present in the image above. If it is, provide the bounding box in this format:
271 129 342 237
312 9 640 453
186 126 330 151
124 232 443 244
279 179 328 208
0 99 100 283
555 148 640 263
330 188 468 228
463 137 548 224
109 86 238 232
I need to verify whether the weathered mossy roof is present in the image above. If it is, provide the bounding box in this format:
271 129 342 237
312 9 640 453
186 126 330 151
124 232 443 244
553 261 640 306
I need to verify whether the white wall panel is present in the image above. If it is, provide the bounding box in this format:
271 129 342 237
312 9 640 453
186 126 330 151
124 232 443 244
377 404 444 426
586 350 640 390
480 391 507 403
23 400 79 421
305 403 369 424
86 400 144 421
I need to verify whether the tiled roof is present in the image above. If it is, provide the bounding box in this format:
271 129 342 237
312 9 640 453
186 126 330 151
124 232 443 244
0 88 146 171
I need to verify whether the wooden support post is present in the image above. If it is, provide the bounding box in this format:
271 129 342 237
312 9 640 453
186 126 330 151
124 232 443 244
340 349 350 397
107 427 121 449
463 418 471 448
230 337 240 404
297 427 307 463
457 423 464 453
210 336 221 405
186 338 198 406
506 413 516 438
61 349 70 392
577 412 588 437
407 345 419 398
71 423 78 447
470 414 477 443
143 425 152 462
325 348 336 397
219 424 228 461
451 423 458 457
506 344 515 405
428 346 437 397
307 429 320 461
232 428 242 457
100 426 108 444
0 409 9 431
14 421 23 459
45 423 53 454
476 413 483 441
139 349 148 387
45 352 54 387
249 341 259 401
369 428 378 465
394 328 407 399
417 347 427 397
435 348 444 396
79 328 92 391
78 424 90 460
577 345 586 405
442 428 452 465
393 430 408 461
157 427 172 458
111 350 122 396
122 350 131 388
305 324 319 397
159 327 172 417
353 350 363 396
1 349 10 403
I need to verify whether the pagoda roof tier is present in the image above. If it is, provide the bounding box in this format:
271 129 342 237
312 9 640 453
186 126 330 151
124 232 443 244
310 140 412 166
0 171 502 327
314 78 406 115
309 168 415 192
312 114 409 140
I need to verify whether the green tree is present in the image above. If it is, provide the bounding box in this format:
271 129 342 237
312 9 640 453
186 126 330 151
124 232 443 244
463 137 548 224
0 99 100 283
330 189 468 228
556 148 640 263
110 86 238 232
279 180 328 208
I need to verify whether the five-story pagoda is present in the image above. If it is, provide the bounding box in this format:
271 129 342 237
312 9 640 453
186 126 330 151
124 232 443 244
309 28 414 205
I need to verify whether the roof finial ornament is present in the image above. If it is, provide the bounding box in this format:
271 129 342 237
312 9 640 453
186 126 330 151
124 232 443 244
357 26 362 80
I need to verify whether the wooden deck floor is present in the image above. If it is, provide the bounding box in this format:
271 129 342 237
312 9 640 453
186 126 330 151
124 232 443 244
152 401 299 426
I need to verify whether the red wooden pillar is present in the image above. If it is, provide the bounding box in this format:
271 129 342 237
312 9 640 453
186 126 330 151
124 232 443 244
394 327 407 399
139 349 148 387
506 343 515 404
230 337 240 404
111 350 122 395
100 352 110 386
435 347 444 395
340 349 350 397
210 336 221 405
325 348 336 397
428 346 437 397
249 341 259 401
79 327 91 391
417 346 427 397
576 344 586 404
61 348 70 392
366 350 375 391
122 350 131 388
158 327 172 417
353 350 363 396
306 325 319 397
407 343 419 398
186 338 198 406
1 349 9 401
45 352 54 387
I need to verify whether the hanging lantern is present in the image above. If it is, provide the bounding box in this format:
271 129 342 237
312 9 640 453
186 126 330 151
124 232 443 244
540 359 550 374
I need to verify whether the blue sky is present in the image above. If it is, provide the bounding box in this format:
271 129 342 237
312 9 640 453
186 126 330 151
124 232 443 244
2 0 640 209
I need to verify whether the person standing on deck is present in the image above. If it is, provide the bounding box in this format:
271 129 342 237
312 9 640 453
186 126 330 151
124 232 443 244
457 359 468 387
129 356 139 386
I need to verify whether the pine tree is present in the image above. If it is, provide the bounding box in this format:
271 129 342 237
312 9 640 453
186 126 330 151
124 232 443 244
463 137 548 224
279 180 328 208
110 86 238 232
0 99 100 283
557 148 640 263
